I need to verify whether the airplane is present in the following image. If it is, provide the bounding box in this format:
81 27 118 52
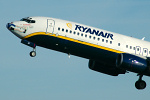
6 16 150 90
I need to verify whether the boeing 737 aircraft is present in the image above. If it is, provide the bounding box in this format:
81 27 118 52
7 16 150 90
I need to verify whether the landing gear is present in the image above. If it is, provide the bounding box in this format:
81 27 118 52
30 48 36 57
135 75 146 90
21 40 37 57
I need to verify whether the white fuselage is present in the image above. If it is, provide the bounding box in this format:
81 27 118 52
7 16 150 58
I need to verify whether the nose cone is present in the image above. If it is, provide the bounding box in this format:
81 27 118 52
6 22 26 39
6 23 15 31
6 23 9 29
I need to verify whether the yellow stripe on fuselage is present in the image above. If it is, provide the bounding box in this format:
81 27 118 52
23 32 124 53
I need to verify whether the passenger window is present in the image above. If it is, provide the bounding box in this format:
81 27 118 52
118 43 120 46
110 41 112 44
126 45 128 48
62 28 64 32
130 46 132 49
106 40 108 43
85 35 87 37
70 30 72 33
66 29 68 32
74 31 76 34
93 37 95 40
98 38 100 41
137 48 139 51
77 32 80 35
133 47 135 50
89 36 91 39
58 27 60 31
81 33 83 36
102 39 104 42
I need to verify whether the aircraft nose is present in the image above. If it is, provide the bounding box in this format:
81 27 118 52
6 22 15 30
6 23 10 29
6 22 27 39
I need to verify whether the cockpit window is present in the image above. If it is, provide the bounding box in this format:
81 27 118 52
20 18 36 23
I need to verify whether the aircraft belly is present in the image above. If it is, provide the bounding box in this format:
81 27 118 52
26 35 119 65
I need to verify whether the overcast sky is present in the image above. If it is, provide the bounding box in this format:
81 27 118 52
1 0 150 100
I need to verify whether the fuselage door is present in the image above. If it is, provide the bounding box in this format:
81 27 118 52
46 19 55 34
142 48 148 57
135 46 141 55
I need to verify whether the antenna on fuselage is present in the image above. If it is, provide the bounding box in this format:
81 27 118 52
142 37 145 40
68 53 70 58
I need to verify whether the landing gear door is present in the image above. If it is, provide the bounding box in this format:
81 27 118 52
46 19 55 34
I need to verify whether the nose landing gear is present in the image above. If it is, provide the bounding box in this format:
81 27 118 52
30 48 36 57
21 40 37 57
135 75 146 90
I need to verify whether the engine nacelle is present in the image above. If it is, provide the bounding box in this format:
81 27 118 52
116 53 148 74
89 60 126 76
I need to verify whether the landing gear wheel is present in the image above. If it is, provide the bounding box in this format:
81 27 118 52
30 51 36 57
135 80 146 90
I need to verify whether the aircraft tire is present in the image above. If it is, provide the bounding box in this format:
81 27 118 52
135 80 146 90
30 51 36 57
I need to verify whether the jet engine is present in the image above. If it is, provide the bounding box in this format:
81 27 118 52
116 53 150 74
88 59 126 76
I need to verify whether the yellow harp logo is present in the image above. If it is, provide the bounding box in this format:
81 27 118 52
66 23 72 29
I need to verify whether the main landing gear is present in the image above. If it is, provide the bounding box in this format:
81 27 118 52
135 75 146 90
